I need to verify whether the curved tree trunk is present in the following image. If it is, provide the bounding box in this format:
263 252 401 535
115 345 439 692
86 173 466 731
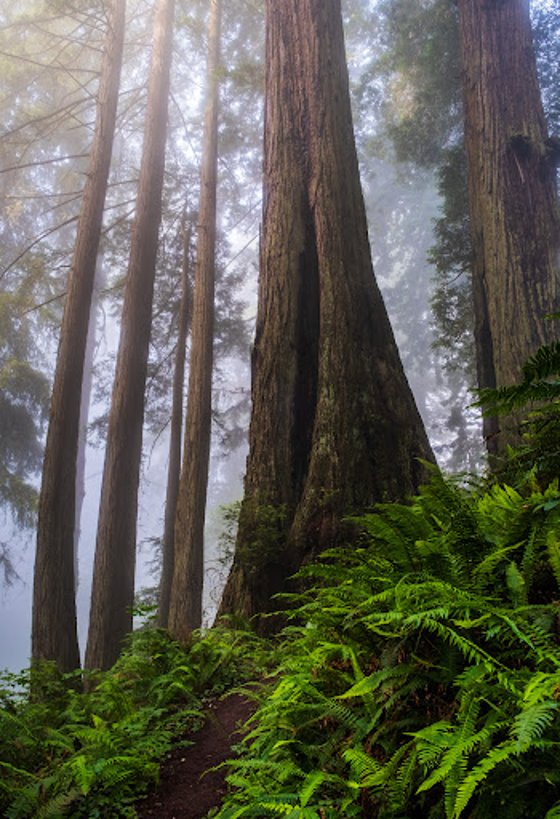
458 0 560 452
167 0 222 643
32 0 126 674
158 224 192 628
85 0 175 672
218 0 433 624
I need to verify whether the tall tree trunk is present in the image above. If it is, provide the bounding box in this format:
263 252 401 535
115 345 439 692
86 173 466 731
85 0 175 671
32 0 126 674
75 251 105 592
158 223 192 628
218 0 433 624
167 0 222 643
458 0 560 453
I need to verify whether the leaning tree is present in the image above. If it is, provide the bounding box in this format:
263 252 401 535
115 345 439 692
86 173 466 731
32 0 126 673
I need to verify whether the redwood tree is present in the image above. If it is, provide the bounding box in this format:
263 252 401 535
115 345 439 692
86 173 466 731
458 0 560 452
219 0 433 624
158 223 192 628
32 0 126 673
167 0 222 642
85 0 175 671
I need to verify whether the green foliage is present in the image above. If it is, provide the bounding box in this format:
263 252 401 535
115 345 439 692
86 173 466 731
236 502 288 575
477 334 560 485
478 339 560 415
0 626 268 818
0 290 49 533
217 468 560 818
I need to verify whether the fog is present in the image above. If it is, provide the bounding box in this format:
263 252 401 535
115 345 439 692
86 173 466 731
0 0 499 673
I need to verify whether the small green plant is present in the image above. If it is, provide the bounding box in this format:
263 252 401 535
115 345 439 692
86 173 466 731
217 500 243 568
236 501 288 575
477 335 560 484
0 625 269 818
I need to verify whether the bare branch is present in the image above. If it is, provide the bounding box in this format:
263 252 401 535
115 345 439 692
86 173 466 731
0 154 89 175
0 213 79 281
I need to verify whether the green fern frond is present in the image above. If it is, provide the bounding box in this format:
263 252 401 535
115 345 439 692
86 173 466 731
522 671 560 705
453 742 520 817
505 561 528 606
477 341 560 415
36 787 81 819
415 718 509 796
343 747 382 784
337 664 411 701
521 342 560 383
546 532 560 588
299 770 327 807
253 798 296 815
69 753 95 795
0 760 39 781
512 701 558 751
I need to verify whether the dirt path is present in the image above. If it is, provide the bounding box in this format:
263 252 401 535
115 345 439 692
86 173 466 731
136 691 256 819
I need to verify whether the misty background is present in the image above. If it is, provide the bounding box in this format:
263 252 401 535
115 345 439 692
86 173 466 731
8 0 546 671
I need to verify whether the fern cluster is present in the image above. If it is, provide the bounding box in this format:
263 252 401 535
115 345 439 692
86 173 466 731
217 470 560 818
0 625 268 818
477 336 560 484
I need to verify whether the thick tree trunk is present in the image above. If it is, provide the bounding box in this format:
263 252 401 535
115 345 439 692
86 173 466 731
32 0 125 674
167 0 222 643
85 0 174 671
458 0 560 452
218 0 433 624
158 225 192 628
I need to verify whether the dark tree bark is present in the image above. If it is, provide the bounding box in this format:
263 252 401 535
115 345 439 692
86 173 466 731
85 0 175 671
158 224 192 628
218 0 433 624
167 0 222 643
458 0 560 452
32 0 126 674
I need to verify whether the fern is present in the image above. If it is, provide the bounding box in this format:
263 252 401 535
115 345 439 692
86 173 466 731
477 341 560 414
219 467 560 818
546 531 560 588
453 742 520 817
512 701 558 750
36 788 82 819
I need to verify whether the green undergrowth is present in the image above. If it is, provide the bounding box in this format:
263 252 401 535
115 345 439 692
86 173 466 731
5 342 560 818
0 625 270 818
216 469 560 819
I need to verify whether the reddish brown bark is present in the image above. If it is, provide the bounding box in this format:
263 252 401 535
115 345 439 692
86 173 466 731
32 0 126 673
158 225 192 628
168 0 222 643
85 0 175 671
219 0 433 624
458 0 560 452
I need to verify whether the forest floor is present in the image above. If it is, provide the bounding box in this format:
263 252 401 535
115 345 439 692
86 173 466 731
136 690 257 819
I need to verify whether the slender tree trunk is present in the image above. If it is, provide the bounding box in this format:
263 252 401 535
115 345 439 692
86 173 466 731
85 0 175 671
158 224 192 628
218 0 433 624
74 251 105 591
167 0 222 643
458 0 560 452
32 0 126 673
